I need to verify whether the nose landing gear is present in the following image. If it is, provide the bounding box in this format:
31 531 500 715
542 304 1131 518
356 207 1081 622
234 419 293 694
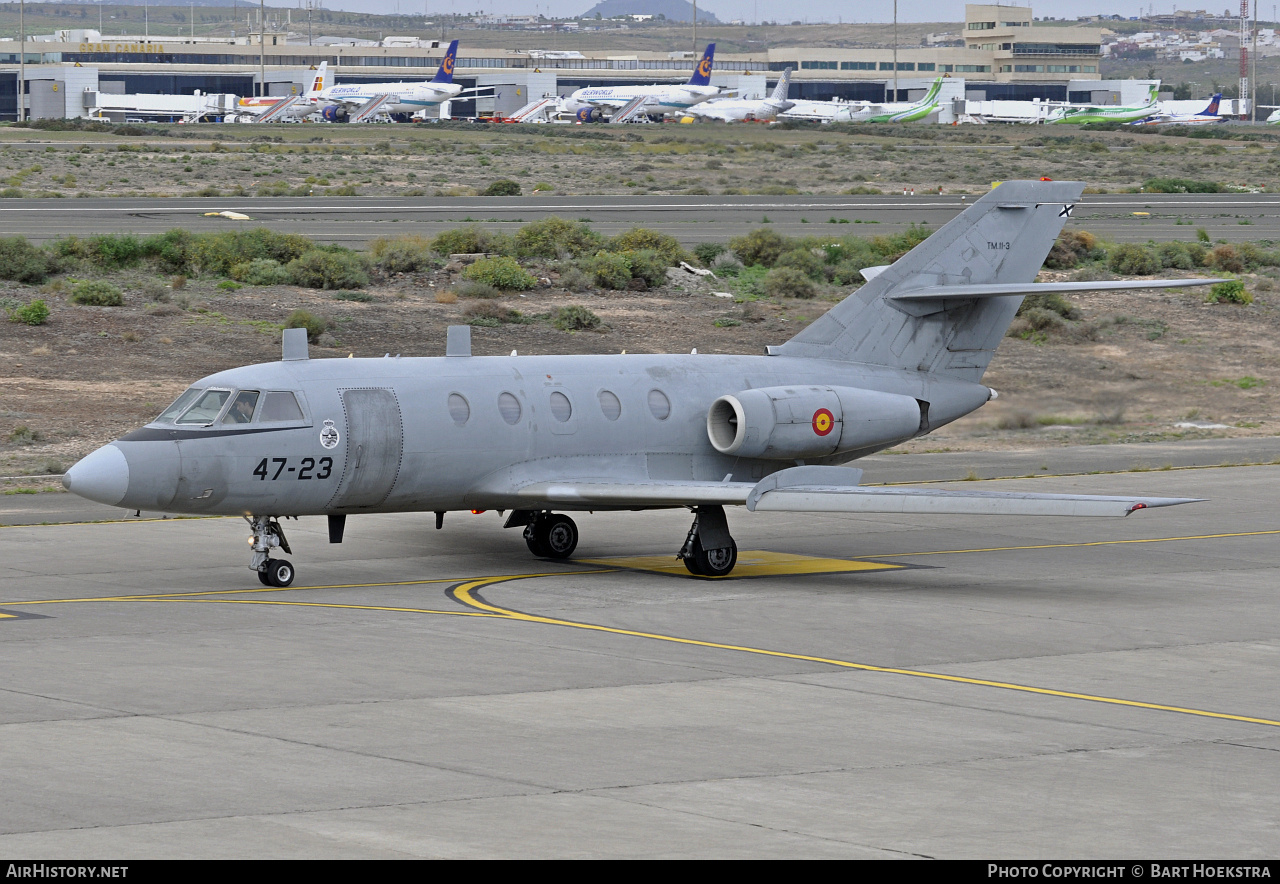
247 515 295 587
678 505 738 577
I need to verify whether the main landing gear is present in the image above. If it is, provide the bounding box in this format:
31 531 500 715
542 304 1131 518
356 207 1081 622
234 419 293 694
523 512 579 559
678 505 738 578
247 515 295 587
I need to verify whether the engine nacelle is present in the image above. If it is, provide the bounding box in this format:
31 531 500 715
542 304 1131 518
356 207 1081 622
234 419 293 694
576 106 603 123
707 385 922 460
321 104 347 123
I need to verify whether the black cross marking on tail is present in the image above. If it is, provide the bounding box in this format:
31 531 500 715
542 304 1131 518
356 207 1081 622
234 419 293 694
1059 204 1075 218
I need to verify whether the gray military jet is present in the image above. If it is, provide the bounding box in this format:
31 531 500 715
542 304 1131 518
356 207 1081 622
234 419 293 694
63 181 1211 585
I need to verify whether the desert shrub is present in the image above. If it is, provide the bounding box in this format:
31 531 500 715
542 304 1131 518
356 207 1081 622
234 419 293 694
729 228 790 267
432 226 513 256
456 280 502 299
480 179 521 196
0 237 54 283
1208 244 1245 274
580 250 633 289
1184 242 1209 266
868 224 931 263
171 274 187 290
774 248 827 281
333 290 374 302
70 280 123 306
187 228 313 277
463 301 522 326
762 267 817 299
231 258 292 286
1142 177 1224 193
514 217 603 258
1018 291 1080 320
1155 241 1196 270
1017 307 1068 332
83 234 147 268
139 278 170 301
1043 230 1102 270
553 305 601 331
693 242 726 267
461 256 536 291
217 280 242 291
620 249 669 288
8 299 49 325
1205 279 1252 304
831 259 872 286
607 227 691 266
369 235 440 273
286 249 369 290
1108 243 1161 275
285 309 328 343
557 264 594 292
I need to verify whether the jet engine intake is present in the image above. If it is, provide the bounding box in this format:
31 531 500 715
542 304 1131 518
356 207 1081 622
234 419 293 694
575 106 602 123
707 385 921 460
321 105 348 122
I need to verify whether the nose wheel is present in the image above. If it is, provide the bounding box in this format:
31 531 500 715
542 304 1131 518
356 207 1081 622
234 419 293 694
679 505 738 577
247 515 296 587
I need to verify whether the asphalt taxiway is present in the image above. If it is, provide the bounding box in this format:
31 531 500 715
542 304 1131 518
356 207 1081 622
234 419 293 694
1 450 1278 857
1 192 1276 245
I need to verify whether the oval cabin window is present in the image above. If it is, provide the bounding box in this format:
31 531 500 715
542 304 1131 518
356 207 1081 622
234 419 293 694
447 393 470 425
498 392 522 425
598 390 621 421
549 391 572 422
648 389 671 421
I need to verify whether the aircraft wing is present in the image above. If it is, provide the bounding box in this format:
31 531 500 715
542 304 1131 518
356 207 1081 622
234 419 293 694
484 464 1200 517
890 278 1218 303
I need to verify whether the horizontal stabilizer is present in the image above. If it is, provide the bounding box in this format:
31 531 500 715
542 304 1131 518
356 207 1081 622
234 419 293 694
890 278 1217 302
745 466 1201 517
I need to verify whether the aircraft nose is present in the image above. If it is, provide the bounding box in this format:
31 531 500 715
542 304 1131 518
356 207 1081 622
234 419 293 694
63 444 130 507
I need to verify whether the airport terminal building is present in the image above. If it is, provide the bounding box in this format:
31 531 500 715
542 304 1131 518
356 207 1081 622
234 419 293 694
0 4 1131 121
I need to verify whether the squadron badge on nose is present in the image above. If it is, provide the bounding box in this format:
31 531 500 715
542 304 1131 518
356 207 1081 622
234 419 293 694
320 420 340 449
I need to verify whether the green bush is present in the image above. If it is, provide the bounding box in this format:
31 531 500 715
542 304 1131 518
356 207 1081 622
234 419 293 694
8 299 49 325
230 258 292 286
1018 291 1079 320
1155 241 1197 270
0 237 54 283
580 250 633 289
369 235 440 273
607 227 691 266
480 179 521 196
1108 243 1161 275
775 248 827 281
514 217 603 258
461 256 536 291
285 309 328 343
217 280 242 291
187 228 314 277
456 280 503 299
432 226 513 257
1043 230 1103 270
1205 279 1252 304
286 249 370 290
621 249 670 288
553 305 602 331
693 242 726 267
70 280 123 306
1142 178 1224 194
762 267 817 299
729 228 790 267
1208 244 1245 274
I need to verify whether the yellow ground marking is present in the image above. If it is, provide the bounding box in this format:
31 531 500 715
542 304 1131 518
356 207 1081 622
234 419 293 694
0 611 15 619
131 598 500 618
578 550 905 578
451 576 1280 730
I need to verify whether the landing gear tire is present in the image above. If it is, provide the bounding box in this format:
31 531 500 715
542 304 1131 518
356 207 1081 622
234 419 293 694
684 539 738 578
257 569 273 586
524 513 578 559
264 558 295 588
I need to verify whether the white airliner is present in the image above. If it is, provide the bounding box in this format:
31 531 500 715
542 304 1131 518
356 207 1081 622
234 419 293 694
685 69 793 122
563 44 723 121
1129 94 1224 127
313 40 485 121
235 63 327 121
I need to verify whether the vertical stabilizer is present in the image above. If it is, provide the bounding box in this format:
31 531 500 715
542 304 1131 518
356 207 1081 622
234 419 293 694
686 44 715 86
770 68 792 103
1202 93 1222 116
431 40 459 84
307 61 327 97
773 180 1086 382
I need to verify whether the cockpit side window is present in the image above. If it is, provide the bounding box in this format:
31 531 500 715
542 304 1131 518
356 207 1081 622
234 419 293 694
176 388 232 425
157 387 203 423
259 391 305 422
222 390 260 425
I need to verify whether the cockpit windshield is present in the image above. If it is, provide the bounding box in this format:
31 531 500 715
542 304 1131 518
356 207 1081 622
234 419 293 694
156 387 204 423
221 390 260 424
175 388 232 425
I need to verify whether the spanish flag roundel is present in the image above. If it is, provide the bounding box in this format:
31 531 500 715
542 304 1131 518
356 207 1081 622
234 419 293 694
812 408 835 437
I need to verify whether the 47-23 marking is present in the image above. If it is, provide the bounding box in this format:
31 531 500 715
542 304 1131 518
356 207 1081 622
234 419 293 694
253 456 333 481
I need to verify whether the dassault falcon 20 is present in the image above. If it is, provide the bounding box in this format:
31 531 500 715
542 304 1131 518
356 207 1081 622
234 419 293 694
64 181 1211 586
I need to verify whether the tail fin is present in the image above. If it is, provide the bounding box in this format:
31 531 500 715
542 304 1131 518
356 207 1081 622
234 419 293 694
686 43 715 86
769 68 791 103
307 61 327 97
1202 93 1222 116
1145 82 1159 105
773 180 1086 382
431 39 459 84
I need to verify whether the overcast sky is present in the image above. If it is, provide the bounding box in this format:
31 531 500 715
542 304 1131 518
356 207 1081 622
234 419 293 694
339 2 1190 22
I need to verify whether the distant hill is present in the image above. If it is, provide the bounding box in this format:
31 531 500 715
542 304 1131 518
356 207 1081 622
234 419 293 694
580 1 721 24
